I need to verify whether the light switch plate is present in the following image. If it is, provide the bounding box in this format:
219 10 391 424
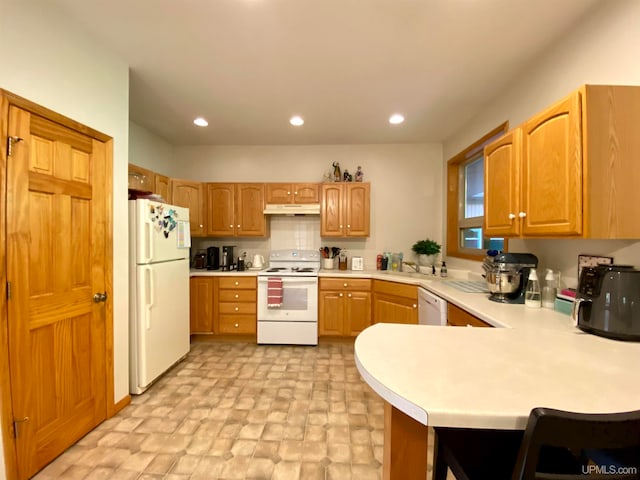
351 257 364 271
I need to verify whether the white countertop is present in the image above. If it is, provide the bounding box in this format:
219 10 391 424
344 270 640 430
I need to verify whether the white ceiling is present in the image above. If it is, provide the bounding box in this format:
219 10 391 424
49 0 601 146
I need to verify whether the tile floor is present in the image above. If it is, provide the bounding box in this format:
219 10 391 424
34 340 437 480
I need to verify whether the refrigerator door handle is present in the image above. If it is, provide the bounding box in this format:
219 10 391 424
144 266 154 330
142 219 153 263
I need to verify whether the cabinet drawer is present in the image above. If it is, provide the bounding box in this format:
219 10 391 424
219 315 256 334
320 277 371 291
218 302 257 315
218 289 256 302
373 280 417 300
218 277 256 289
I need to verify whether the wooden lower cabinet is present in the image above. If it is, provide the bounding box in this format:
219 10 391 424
216 276 257 335
190 277 215 334
447 303 492 327
372 280 418 325
319 278 372 336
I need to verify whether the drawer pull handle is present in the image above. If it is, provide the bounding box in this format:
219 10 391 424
348 293 352 298
413 304 417 308
235 294 239 298
343 283 348 287
235 307 239 311
235 281 239 286
235 323 239 328
339 293 343 297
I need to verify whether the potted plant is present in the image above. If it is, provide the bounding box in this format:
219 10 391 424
412 239 441 266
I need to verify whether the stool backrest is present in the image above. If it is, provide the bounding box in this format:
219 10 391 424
513 407 640 480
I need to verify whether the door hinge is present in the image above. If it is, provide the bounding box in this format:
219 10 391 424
6 281 11 300
6 136 23 157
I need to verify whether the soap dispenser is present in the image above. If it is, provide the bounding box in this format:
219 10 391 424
440 261 448 278
525 268 541 308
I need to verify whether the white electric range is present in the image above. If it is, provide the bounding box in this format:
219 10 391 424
257 249 320 345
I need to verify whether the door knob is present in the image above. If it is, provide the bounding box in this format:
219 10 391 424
93 292 108 303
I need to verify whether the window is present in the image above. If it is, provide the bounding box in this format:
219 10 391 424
447 122 508 260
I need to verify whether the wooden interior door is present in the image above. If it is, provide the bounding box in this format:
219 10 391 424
6 105 108 479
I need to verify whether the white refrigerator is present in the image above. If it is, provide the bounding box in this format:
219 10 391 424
129 199 191 394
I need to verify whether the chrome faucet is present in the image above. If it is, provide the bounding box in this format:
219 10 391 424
403 262 420 273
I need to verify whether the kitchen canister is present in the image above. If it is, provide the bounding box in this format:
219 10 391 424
322 258 335 269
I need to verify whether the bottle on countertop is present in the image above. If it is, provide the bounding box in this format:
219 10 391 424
542 268 558 308
525 268 542 308
376 254 383 270
440 261 448 278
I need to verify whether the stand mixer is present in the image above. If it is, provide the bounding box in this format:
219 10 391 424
483 252 539 303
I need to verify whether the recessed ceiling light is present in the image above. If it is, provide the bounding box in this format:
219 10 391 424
389 114 405 125
290 115 304 126
193 117 208 127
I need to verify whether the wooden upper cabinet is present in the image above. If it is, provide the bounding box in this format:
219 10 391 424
171 179 205 236
521 91 582 236
128 163 155 192
236 183 266 236
345 183 370 237
206 183 235 237
321 183 370 237
266 183 320 204
155 174 171 203
484 129 522 237
206 183 266 237
484 85 640 239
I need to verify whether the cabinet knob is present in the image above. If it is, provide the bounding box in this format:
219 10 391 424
229 224 233 228
235 281 239 286
343 283 348 287
287 191 291 195
235 294 239 299
339 224 343 228
339 293 343 297
199 224 203 228
413 304 417 308
235 307 239 311
519 212 527 218
508 213 516 220
237 224 240 228
235 323 239 328
347 224 351 228
294 191 298 195
348 293 352 298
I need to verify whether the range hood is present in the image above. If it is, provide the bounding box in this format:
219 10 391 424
263 204 321 215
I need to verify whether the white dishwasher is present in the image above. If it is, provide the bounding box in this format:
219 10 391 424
418 287 447 325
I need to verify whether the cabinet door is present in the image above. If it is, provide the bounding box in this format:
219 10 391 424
293 183 320 204
346 291 371 336
236 183 266 236
266 183 293 204
522 91 582 236
318 291 345 336
345 183 370 237
128 164 155 192
321 184 344 237
206 183 235 237
155 174 171 203
484 130 521 237
171 179 205 236
372 293 418 325
447 303 491 327
190 277 214 333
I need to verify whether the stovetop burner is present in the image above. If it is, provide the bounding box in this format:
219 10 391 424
265 267 287 273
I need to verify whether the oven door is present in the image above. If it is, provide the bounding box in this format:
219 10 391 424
257 276 318 322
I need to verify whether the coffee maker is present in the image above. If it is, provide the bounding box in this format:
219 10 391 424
484 252 538 303
221 245 235 271
206 246 219 270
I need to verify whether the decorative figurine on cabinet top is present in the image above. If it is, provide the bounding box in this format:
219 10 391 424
343 169 352 182
355 165 364 182
332 161 341 182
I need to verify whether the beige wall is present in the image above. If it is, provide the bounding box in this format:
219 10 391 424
0 0 131 476
177 144 443 268
442 0 640 286
129 122 175 175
